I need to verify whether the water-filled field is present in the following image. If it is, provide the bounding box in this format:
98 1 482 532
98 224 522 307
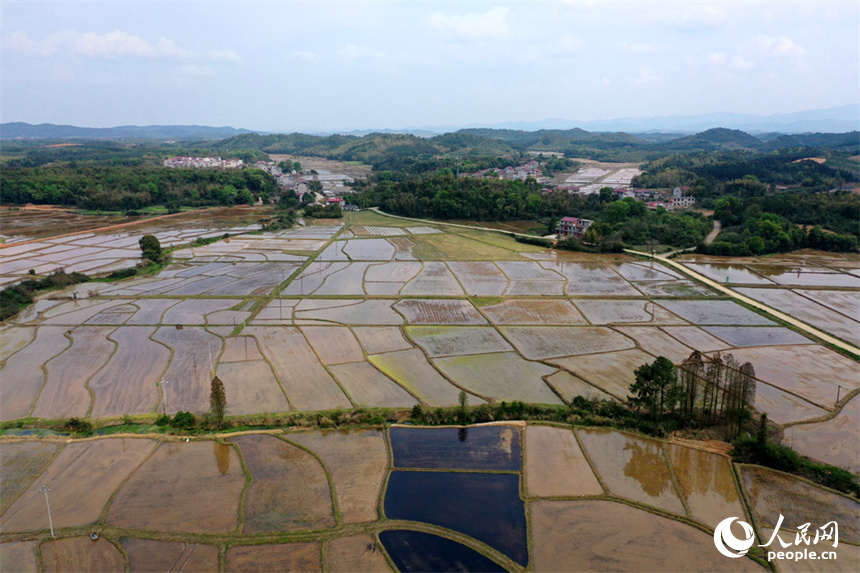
2 215 856 480
1 425 828 571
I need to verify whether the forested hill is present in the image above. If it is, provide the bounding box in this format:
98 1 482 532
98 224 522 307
1 123 254 140
214 128 860 165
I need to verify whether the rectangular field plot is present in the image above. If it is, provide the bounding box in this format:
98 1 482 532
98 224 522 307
657 299 775 326
753 383 827 426
496 260 565 281
526 425 602 497
32 326 116 419
406 326 513 357
544 371 616 403
406 226 442 235
703 326 813 347
388 236 417 261
543 262 642 296
327 534 394 573
576 300 686 325
394 299 486 325
500 326 635 360
411 230 526 261
328 362 418 407
107 441 246 534
448 261 509 296
313 262 373 295
632 280 716 297
751 267 860 287
216 361 290 415
343 239 396 260
400 262 465 296
1 328 39 360
160 299 244 325
121 539 218 573
0 442 61 515
89 326 170 418
296 299 403 326
0 541 37 573
287 429 389 524
724 345 859 408
577 429 685 515
433 352 563 404
361 226 406 236
41 537 125 573
368 349 466 406
385 471 528 566
666 444 745 529
220 336 263 362
612 262 683 282
0 326 71 420
152 327 222 413
390 425 522 471
480 299 587 325
227 544 321 573
352 326 414 354
251 299 299 325
283 262 349 295
785 393 859 473
794 289 860 317
504 280 565 295
682 262 774 285
615 326 696 364
549 349 656 401
661 326 732 352
231 435 334 533
736 287 860 345
301 326 365 364
317 241 350 261
2 439 156 533
245 327 351 410
365 261 422 283
741 466 860 544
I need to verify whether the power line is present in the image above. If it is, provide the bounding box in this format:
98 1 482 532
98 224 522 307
39 485 54 538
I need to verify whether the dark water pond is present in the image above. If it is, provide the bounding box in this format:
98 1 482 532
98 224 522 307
384 470 527 566
390 426 522 471
380 530 507 572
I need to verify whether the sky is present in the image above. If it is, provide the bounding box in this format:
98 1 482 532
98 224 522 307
1 1 858 132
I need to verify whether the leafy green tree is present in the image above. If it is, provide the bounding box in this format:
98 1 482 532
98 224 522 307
138 234 162 261
628 356 682 421
605 200 630 223
598 187 615 203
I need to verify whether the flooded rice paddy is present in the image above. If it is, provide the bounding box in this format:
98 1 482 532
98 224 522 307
0 215 857 569
0 424 825 570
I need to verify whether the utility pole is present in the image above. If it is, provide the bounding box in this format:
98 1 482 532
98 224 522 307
39 485 54 538
159 380 170 414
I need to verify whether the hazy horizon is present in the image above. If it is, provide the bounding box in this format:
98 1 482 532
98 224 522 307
2 1 858 132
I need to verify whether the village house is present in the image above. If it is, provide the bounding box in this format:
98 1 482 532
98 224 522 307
557 216 593 239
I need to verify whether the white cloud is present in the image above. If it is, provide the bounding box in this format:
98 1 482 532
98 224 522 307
708 52 727 66
556 35 588 53
622 42 657 54
180 64 215 77
753 35 806 58
339 44 386 62
208 49 241 64
428 7 511 42
2 30 237 63
666 5 727 31
729 56 755 71
629 67 658 85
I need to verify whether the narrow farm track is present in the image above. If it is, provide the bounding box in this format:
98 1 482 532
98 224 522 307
625 248 860 357
704 220 721 245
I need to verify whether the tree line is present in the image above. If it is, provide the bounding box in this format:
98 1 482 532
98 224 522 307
0 165 277 211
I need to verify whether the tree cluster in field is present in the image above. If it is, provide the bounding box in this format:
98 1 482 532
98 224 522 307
0 270 90 321
628 352 757 442
698 196 859 256
0 165 276 211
